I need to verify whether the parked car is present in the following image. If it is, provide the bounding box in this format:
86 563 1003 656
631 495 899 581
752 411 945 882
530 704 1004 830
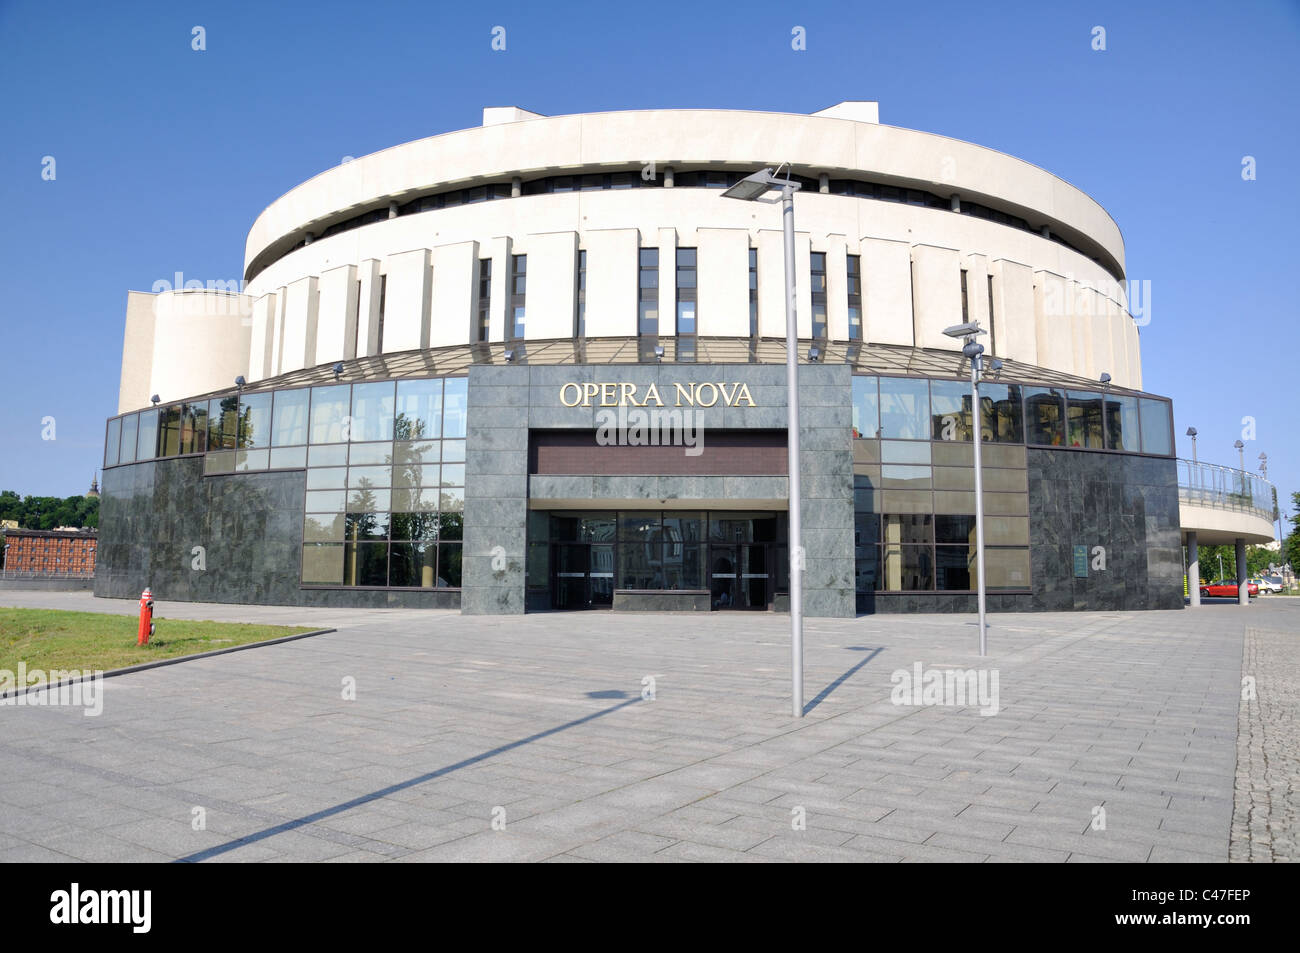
1251 576 1284 594
1200 580 1259 598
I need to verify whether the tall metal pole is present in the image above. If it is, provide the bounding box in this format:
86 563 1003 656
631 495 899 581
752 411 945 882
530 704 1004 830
969 352 987 656
782 184 804 717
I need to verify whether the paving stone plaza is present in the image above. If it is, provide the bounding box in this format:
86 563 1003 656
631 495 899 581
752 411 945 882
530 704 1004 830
0 591 1294 863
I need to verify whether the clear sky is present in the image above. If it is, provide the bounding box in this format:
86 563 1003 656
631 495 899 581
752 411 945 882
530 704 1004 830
1 0 1296 531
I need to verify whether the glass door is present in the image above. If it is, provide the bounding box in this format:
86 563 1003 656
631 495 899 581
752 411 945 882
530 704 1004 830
553 544 590 610
739 543 770 610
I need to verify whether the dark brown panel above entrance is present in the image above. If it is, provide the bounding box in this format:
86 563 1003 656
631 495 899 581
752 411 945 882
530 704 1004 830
529 429 788 476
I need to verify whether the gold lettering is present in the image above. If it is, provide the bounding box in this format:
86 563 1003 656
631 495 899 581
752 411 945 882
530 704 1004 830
559 382 583 407
599 382 618 406
619 382 639 406
644 382 663 406
673 382 694 406
582 382 599 406
734 382 755 406
695 382 719 407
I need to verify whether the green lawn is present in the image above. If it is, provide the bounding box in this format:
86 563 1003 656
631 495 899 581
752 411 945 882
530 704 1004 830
0 609 315 684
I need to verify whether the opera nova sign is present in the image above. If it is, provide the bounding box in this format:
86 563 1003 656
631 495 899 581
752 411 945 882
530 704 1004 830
559 381 756 409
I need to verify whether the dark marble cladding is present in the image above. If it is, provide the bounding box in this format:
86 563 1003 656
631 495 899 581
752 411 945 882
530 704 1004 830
869 448 1182 613
94 457 458 609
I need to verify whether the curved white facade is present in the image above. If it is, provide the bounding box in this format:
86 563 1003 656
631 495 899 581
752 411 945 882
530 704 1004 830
119 103 1144 412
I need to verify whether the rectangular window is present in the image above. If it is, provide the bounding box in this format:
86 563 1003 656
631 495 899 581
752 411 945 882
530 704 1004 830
638 248 659 335
1104 393 1141 452
377 275 387 353
1065 390 1104 449
353 279 362 358
272 389 309 447
748 248 758 337
476 259 492 341
104 417 121 467
1023 387 1066 447
852 376 879 439
159 404 183 457
237 393 272 450
878 376 930 440
810 252 827 339
509 254 526 339
986 274 996 354
575 249 586 337
136 409 159 461
846 254 862 340
676 247 697 335
960 269 969 323
1139 398 1173 456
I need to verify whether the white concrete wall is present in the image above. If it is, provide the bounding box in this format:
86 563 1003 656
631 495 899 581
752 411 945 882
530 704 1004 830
522 231 578 340
911 244 961 351
124 290 252 411
697 227 749 338
381 248 432 352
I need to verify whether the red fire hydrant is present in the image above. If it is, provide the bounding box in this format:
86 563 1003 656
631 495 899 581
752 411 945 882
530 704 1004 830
137 588 155 646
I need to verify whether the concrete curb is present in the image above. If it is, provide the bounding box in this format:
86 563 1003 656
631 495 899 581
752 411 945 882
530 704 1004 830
0 626 337 701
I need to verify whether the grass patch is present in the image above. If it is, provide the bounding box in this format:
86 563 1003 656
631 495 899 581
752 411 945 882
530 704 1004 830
0 609 316 685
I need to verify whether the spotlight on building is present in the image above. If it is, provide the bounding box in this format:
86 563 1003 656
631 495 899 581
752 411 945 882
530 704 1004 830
989 359 1004 380
504 349 515 363
332 362 344 381
1100 372 1112 391
807 345 821 363
150 394 160 406
234 375 246 392
653 345 665 361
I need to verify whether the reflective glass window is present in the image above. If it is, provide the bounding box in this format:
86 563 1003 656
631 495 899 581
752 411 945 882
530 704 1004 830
1023 387 1065 446
852 376 879 439
272 389 309 446
878 377 930 439
395 379 442 441
350 381 395 443
136 410 159 460
104 418 121 467
119 414 139 464
237 392 272 449
929 380 972 441
1066 391 1104 449
309 385 351 444
1104 394 1141 452
1139 398 1173 456
442 378 468 438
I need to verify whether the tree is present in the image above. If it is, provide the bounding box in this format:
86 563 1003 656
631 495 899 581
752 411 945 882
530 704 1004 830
0 490 98 530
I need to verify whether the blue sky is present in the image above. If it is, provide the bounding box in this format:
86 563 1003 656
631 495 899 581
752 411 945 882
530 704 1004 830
0 0 1296 530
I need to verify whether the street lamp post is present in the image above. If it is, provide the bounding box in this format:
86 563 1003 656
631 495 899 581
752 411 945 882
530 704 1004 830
723 167 805 717
943 321 989 656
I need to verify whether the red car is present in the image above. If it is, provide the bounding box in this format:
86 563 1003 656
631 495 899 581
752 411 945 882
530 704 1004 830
1200 580 1259 598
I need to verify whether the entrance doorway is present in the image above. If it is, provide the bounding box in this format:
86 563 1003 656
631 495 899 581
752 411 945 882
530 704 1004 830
551 543 614 609
708 543 771 610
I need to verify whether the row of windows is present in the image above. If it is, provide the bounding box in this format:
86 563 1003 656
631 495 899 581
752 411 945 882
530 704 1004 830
105 378 468 469
267 166 1103 283
850 375 1173 455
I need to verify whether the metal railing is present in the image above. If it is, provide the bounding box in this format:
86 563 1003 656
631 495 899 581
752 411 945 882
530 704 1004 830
1177 459 1274 520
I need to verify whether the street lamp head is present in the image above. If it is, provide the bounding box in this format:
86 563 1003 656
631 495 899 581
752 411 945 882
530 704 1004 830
150 394 160 405
1234 439 1245 450
1186 427 1197 438
234 375 246 390
943 322 985 339
721 168 776 202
